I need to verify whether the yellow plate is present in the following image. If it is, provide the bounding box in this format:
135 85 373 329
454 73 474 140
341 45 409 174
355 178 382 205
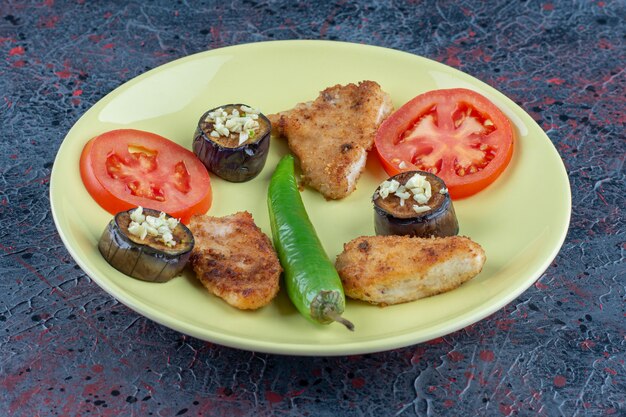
50 40 571 356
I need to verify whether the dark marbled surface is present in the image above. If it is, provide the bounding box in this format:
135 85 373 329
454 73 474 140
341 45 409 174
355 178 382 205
1 1 624 416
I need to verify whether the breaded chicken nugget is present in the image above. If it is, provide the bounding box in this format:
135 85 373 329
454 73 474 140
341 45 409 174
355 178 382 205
188 211 281 310
268 81 393 200
335 235 485 306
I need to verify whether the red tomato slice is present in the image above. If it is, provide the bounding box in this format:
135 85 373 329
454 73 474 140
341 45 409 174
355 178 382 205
375 88 514 199
80 129 212 223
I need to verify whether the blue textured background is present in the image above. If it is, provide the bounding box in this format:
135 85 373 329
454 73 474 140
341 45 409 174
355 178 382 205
1 1 624 416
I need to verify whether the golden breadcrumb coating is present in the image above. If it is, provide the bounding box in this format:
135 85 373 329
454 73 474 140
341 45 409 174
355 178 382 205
335 235 486 306
188 211 281 310
268 80 393 199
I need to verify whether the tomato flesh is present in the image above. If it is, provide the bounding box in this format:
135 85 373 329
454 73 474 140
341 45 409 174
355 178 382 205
80 129 212 223
375 88 514 199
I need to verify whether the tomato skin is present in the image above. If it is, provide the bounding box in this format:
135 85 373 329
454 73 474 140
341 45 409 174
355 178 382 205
375 88 514 199
80 129 212 223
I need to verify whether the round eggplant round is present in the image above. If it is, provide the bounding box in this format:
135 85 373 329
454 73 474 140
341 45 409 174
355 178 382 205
373 171 459 238
98 208 194 283
193 104 271 182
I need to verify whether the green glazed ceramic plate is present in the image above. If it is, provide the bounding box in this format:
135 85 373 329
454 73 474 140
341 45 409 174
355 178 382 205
50 40 571 356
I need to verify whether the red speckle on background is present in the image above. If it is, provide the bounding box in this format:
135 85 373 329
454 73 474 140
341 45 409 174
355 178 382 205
287 388 305 397
9 46 25 56
102 43 114 49
447 351 464 362
411 347 427 364
444 399 455 408
565 281 590 298
597 39 613 50
547 77 565 85
12 60 26 68
55 70 72 79
479 350 495 362
553 375 567 387
351 377 366 389
444 46 462 67
580 339 596 350
265 391 282 403
427 337 445 345
0 369 28 391
543 97 557 105
470 47 492 63
89 34 104 42
9 386 42 415
496 318 515 331
40 15 60 29
72 89 83 96
477 372 489 387
139 381 155 395
543 3 555 11
210 26 223 48
92 364 104 373
604 368 617 376
81 382 102 399
44 0 55 6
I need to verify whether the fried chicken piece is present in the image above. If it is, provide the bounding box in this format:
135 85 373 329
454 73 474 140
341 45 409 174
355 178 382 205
188 211 282 310
335 235 486 306
268 81 393 199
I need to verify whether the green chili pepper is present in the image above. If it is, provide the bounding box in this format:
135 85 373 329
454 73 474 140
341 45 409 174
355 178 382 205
268 154 354 330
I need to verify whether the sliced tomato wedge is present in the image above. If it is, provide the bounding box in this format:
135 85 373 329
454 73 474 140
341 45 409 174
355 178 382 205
375 88 514 199
80 129 212 223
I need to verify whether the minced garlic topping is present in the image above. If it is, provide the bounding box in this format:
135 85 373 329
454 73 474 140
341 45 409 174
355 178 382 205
127 207 179 247
205 105 261 146
378 173 434 214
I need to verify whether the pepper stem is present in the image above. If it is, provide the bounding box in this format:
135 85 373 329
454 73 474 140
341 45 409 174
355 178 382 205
322 306 355 331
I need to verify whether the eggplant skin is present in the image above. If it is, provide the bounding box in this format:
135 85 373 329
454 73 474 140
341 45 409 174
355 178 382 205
373 171 459 238
98 209 194 283
374 199 459 237
193 104 271 183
